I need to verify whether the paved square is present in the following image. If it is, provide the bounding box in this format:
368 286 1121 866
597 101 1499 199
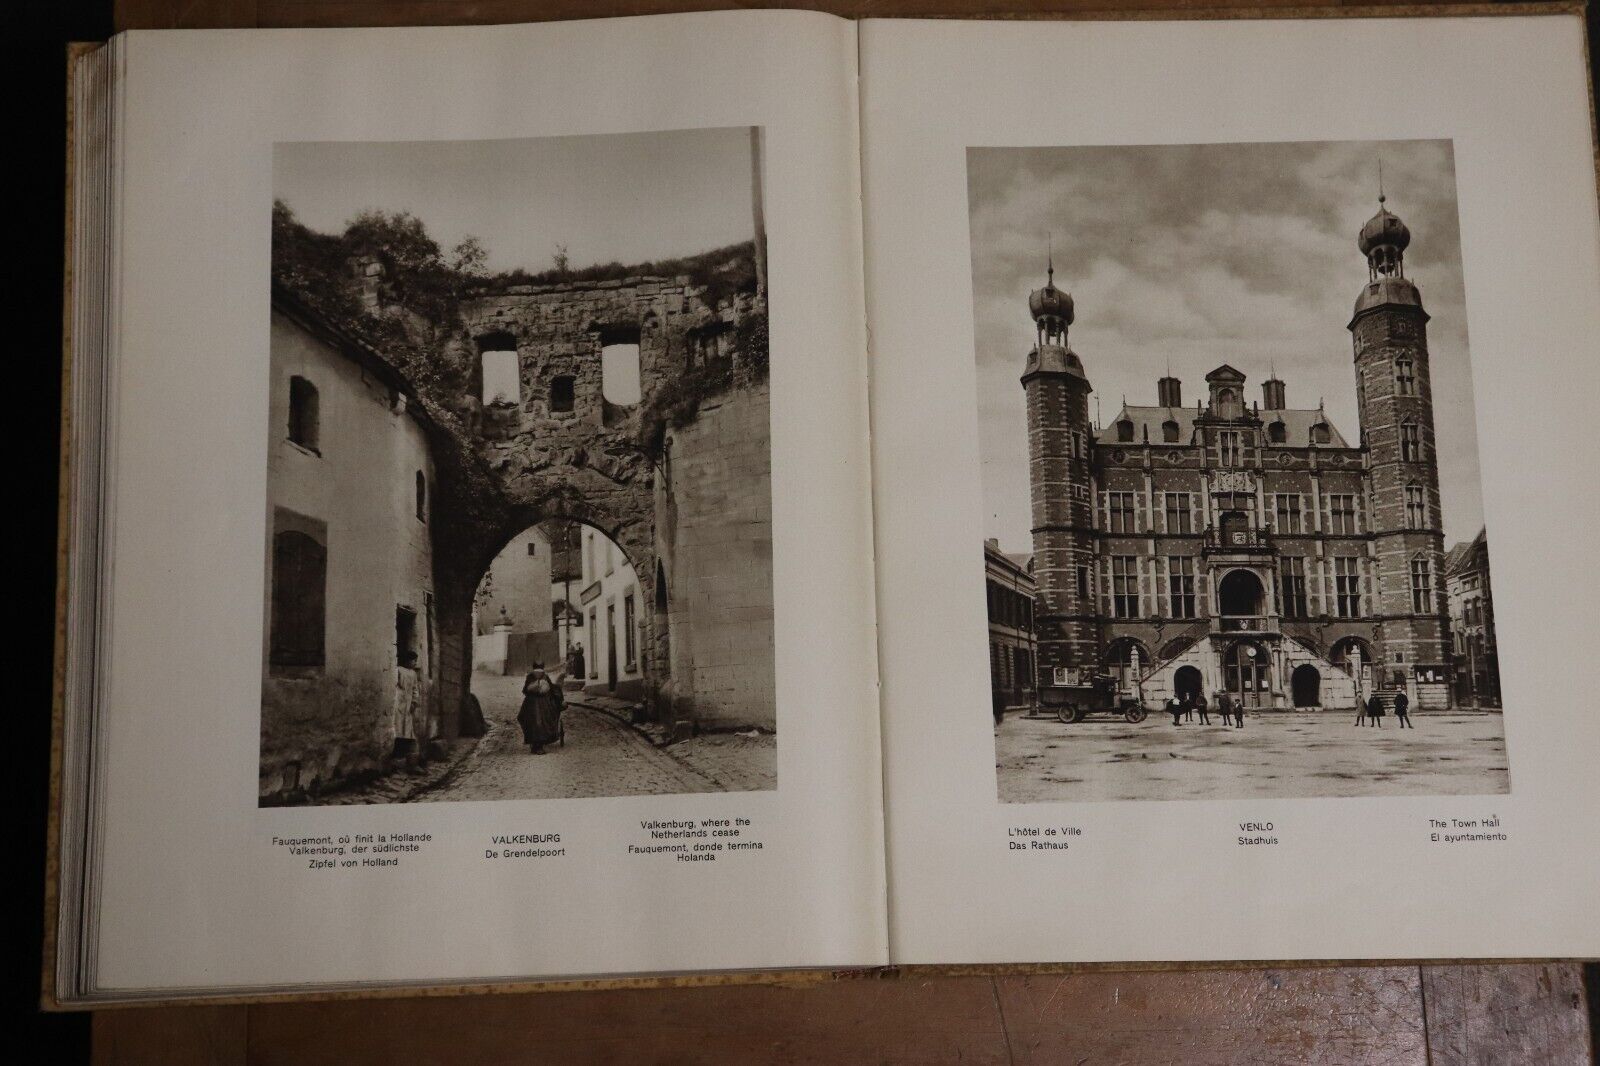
996 711 1509 803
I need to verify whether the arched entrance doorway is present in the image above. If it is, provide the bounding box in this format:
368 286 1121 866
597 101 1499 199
1217 568 1265 623
1105 637 1151 693
1173 665 1203 703
472 518 646 703
1330 637 1374 696
1225 640 1270 708
1292 664 1321 708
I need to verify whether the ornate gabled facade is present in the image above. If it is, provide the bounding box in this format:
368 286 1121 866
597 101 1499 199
1022 197 1455 711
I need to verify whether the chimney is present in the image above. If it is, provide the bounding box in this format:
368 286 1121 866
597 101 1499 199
1157 376 1182 408
1262 376 1286 411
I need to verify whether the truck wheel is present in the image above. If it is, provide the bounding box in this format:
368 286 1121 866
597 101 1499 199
1056 704 1086 724
1125 705 1148 724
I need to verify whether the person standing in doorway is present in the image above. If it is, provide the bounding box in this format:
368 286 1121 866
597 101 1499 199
1394 689 1413 729
393 651 422 773
569 641 586 685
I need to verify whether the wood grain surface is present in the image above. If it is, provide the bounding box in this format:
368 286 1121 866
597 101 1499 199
92 965 1593 1063
81 2 1595 1062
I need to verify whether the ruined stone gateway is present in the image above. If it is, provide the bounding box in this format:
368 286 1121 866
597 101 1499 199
261 231 775 803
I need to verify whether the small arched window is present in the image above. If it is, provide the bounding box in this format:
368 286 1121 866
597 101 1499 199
549 375 576 414
1309 422 1331 446
1162 420 1180 443
1268 421 1286 444
1116 419 1135 443
415 471 427 523
288 376 320 452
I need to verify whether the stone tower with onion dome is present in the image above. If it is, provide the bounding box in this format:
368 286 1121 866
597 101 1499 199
1349 188 1452 694
1020 256 1099 686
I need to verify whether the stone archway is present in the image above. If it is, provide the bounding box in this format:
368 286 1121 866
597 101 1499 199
1217 568 1265 618
1173 665 1203 702
1225 640 1271 708
1292 664 1321 708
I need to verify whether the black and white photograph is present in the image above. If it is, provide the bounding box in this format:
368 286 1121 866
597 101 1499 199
970 140 1509 802
260 127 776 806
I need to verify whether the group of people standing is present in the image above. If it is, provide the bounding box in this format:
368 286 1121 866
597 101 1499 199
1165 690 1245 728
1357 690 1413 728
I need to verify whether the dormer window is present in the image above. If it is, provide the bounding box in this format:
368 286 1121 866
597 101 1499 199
1309 422 1330 446
1116 419 1134 443
1162 420 1180 443
1268 421 1286 444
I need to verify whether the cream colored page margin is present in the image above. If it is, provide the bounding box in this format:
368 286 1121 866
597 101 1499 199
92 10 885 992
861 15 1600 964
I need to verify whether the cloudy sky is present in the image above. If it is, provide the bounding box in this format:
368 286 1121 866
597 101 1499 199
273 126 757 275
967 139 1482 554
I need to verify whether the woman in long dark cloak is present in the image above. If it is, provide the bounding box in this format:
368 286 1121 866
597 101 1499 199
517 663 564 754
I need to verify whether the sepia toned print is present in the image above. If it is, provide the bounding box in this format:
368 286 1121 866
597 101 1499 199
260 128 775 806
971 141 1507 802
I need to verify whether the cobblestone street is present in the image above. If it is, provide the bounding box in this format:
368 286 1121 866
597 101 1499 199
996 710 1509 803
416 674 774 802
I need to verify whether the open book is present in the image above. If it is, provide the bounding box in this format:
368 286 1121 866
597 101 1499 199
52 8 1600 1006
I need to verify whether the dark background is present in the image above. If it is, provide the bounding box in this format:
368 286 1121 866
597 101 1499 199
16 1 1599 1061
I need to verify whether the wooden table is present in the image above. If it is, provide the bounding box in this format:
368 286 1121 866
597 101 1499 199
93 964 1592 1063
86 3 1596 1062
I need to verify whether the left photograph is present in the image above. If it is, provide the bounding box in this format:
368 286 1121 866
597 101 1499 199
260 128 776 806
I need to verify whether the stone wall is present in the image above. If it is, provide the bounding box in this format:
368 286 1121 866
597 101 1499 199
657 382 775 731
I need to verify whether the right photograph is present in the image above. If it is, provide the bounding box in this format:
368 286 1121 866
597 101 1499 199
969 140 1509 803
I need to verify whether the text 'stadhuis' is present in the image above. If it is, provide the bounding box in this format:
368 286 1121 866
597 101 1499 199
1021 194 1452 711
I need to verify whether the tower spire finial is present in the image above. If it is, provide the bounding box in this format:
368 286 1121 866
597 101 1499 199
1047 233 1054 285
1378 158 1386 206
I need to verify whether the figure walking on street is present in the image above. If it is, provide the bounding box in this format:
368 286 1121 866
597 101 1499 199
1394 689 1413 728
518 661 565 754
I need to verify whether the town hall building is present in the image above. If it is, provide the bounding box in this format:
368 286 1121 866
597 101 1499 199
1020 194 1455 711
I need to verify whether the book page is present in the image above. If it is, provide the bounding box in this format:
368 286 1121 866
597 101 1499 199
862 13 1600 964
83 10 883 996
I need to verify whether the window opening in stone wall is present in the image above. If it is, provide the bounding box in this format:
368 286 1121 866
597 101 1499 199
480 351 519 406
288 376 320 452
415 471 427 522
600 326 642 406
1162 419 1180 443
550 375 575 414
396 605 419 663
270 524 326 671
